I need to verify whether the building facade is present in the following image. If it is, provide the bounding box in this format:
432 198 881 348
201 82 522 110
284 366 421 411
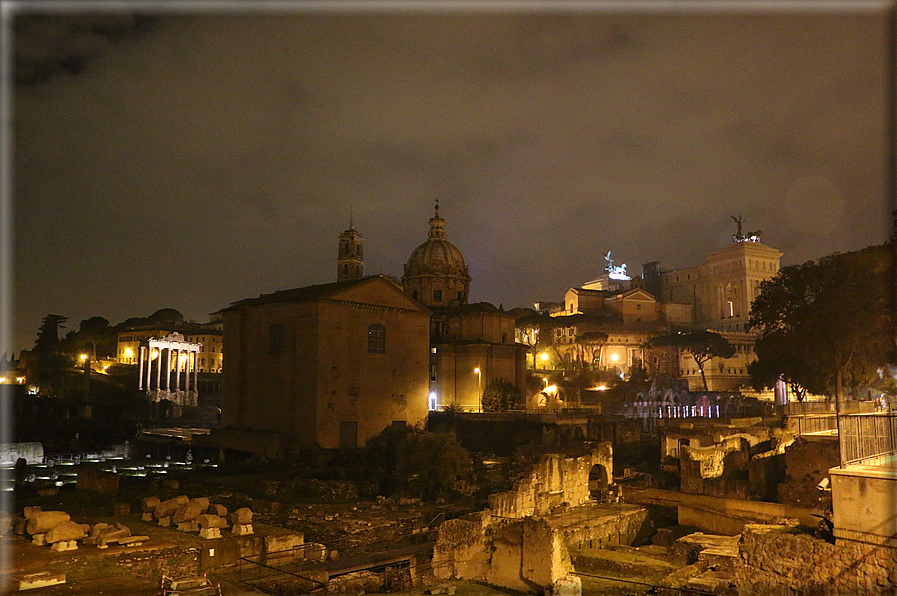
403 203 527 411
644 224 782 391
219 276 431 453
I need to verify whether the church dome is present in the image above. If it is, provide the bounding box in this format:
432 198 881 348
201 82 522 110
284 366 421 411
403 203 471 308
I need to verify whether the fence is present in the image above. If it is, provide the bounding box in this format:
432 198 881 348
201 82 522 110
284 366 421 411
838 412 897 467
793 414 838 436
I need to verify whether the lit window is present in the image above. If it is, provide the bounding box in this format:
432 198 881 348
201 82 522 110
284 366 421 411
368 324 386 354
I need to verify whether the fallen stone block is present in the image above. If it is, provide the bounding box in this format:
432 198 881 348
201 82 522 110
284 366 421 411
14 515 27 535
31 533 46 546
96 527 131 547
173 501 204 523
118 535 150 546
154 495 189 520
552 575 581 596
305 542 327 562
90 522 114 538
141 496 161 513
15 571 66 591
230 507 253 525
191 497 210 512
22 506 42 520
427 584 457 595
197 514 226 529
232 524 254 536
199 527 221 539
26 511 70 535
177 520 200 532
142 512 154 521
210 503 227 517
158 516 171 527
46 520 87 543
50 540 78 552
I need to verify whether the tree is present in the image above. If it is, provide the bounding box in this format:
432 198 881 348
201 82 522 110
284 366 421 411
394 429 470 501
34 314 67 355
146 308 184 325
575 330 609 370
363 425 470 501
482 378 523 412
649 330 736 391
747 243 893 402
64 316 114 360
32 314 72 392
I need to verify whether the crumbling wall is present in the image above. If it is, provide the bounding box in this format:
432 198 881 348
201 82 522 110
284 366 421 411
485 518 572 592
432 514 572 593
735 524 897 596
777 437 839 508
431 512 490 581
433 445 615 593
680 438 751 497
487 444 612 518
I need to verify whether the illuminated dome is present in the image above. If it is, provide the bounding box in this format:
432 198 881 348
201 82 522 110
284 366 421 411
403 202 471 308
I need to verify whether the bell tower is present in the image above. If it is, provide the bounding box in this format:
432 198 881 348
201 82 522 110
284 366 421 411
337 217 364 281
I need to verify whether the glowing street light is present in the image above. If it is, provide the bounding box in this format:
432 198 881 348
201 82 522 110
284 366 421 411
79 354 88 362
474 366 482 411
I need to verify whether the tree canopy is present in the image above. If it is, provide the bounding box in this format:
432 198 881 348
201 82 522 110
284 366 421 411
481 378 523 412
362 425 470 501
747 243 893 401
649 330 735 391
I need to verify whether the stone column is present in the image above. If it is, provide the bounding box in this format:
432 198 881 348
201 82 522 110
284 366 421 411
164 348 172 391
145 346 153 390
183 351 190 394
150 344 162 391
175 350 182 392
138 346 145 390
192 350 199 394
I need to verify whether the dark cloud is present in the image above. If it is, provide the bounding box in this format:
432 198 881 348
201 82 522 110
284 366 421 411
9 7 892 352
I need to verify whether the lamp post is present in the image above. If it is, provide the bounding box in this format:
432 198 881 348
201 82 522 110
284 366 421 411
474 366 482 411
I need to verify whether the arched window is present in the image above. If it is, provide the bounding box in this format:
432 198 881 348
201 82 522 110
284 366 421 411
368 324 386 354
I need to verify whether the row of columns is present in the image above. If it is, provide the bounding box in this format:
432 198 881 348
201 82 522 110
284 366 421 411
137 339 201 394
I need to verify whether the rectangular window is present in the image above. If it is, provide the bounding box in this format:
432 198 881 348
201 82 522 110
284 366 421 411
433 289 443 302
270 324 284 354
430 364 437 381
368 324 386 354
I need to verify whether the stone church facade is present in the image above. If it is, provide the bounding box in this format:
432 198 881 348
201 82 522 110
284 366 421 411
219 275 430 455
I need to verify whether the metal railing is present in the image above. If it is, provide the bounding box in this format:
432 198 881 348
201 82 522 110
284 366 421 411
838 412 897 467
794 414 838 436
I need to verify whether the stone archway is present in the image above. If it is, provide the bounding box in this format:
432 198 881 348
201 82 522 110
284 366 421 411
588 464 609 500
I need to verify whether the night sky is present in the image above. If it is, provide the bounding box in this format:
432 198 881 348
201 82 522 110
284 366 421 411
9 2 894 354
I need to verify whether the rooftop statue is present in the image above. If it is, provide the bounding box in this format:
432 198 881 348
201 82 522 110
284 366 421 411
731 215 761 243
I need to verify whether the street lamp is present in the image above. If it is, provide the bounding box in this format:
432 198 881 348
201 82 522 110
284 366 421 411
474 366 482 411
